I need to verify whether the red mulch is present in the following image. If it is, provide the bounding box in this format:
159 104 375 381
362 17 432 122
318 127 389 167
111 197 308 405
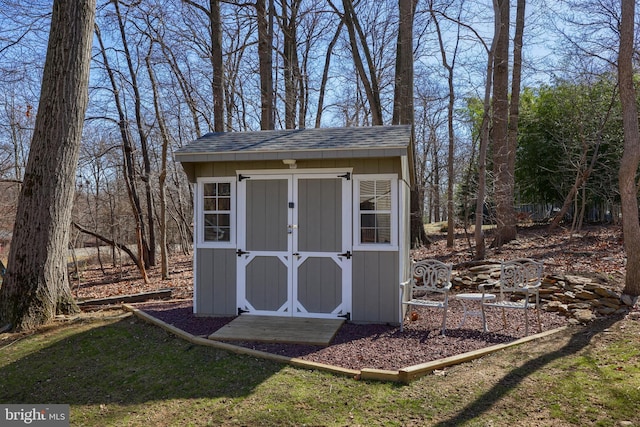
75 224 626 371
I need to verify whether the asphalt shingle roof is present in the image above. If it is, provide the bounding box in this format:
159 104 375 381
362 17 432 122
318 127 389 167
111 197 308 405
175 125 411 162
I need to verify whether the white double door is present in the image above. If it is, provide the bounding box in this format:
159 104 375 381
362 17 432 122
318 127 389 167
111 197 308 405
236 172 352 319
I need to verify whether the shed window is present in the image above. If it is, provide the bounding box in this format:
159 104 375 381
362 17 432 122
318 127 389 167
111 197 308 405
354 175 398 249
198 178 235 247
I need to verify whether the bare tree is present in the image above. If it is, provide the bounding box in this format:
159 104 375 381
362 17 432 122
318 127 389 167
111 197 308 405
0 0 96 331
392 0 426 246
429 1 461 247
183 0 225 132
618 0 640 297
337 0 384 125
490 0 516 247
257 0 275 130
94 23 150 283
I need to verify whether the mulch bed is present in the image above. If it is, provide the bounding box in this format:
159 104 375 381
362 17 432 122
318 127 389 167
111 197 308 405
82 224 623 371
135 298 570 371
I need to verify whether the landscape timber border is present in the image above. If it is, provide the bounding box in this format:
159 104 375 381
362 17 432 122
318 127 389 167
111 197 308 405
122 303 567 384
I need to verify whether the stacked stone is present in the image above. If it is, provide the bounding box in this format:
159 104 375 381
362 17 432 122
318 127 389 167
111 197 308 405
450 261 638 324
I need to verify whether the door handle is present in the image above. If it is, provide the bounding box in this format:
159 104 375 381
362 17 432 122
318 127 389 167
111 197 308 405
287 224 298 234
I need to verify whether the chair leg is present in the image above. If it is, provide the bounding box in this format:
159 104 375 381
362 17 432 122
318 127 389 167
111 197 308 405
441 307 447 336
535 295 542 333
481 303 489 332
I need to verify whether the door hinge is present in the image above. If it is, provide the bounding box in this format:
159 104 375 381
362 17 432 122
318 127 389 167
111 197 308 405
236 249 250 257
338 250 352 259
238 307 249 315
338 172 351 180
238 174 251 181
338 312 351 321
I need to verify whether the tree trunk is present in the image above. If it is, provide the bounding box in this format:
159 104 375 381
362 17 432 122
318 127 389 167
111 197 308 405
146 49 171 280
112 0 155 267
392 0 427 247
342 0 383 126
506 0 525 230
94 24 149 283
281 0 302 129
256 0 275 130
315 19 344 128
618 0 640 297
430 1 460 247
475 3 500 260
0 0 95 331
491 0 516 247
211 0 225 132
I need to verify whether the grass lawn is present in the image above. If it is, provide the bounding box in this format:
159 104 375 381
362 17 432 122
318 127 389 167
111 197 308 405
1 311 639 426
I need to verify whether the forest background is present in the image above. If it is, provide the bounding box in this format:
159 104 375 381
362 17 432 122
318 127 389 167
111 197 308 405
1 0 639 328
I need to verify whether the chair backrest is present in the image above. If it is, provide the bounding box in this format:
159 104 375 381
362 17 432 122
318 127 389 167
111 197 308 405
499 258 543 292
411 259 452 294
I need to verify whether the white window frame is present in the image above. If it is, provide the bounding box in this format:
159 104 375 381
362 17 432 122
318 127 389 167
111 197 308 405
352 174 398 251
196 177 236 248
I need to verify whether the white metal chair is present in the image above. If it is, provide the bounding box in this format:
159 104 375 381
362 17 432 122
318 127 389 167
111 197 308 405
400 259 452 335
479 258 543 335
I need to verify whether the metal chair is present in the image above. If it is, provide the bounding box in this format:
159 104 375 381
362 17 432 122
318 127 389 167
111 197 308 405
400 259 452 335
479 258 543 335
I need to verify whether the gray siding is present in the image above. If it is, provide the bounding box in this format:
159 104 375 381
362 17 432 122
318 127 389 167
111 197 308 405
190 156 408 324
352 251 399 324
196 248 236 316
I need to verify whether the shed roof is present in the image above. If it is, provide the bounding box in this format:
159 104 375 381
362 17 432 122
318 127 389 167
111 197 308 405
175 125 412 162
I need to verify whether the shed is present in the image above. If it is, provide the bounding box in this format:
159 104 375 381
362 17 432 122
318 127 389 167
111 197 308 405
175 125 413 324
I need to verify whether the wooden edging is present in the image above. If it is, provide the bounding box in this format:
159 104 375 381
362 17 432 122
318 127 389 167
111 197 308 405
122 303 567 384
122 304 360 379
397 326 568 383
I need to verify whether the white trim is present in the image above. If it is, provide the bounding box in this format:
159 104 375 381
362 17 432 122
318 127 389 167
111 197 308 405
236 171 352 319
236 167 353 176
195 177 237 249
191 182 198 314
352 174 399 251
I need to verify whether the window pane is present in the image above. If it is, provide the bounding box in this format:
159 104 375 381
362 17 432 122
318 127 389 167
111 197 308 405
203 198 216 211
375 213 391 228
204 227 230 242
218 197 231 211
203 183 216 196
375 180 391 195
204 213 217 226
204 214 230 241
361 228 376 243
376 227 391 243
360 213 392 244
218 183 231 196
361 213 376 227
360 196 375 210
360 180 375 196
217 213 230 226
375 195 391 210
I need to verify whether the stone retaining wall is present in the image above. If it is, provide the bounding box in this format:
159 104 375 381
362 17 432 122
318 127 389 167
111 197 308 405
452 261 638 324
